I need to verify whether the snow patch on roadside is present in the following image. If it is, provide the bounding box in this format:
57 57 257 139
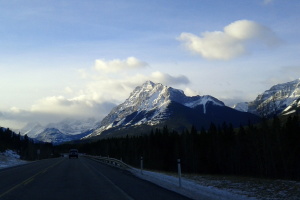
129 168 255 200
0 150 28 169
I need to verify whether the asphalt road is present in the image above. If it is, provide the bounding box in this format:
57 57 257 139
0 156 193 200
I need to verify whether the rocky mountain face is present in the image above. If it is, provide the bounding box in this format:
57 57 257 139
20 122 45 138
85 81 260 139
281 97 300 115
233 78 300 117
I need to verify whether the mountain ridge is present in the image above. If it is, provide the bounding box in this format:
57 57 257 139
233 78 300 117
85 81 260 139
20 118 98 144
20 79 300 143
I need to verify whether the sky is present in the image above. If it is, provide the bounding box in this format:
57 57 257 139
1 0 300 129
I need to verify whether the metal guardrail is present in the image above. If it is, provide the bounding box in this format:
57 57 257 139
85 155 134 170
85 155 183 188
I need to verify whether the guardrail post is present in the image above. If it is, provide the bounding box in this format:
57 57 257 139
177 159 182 188
140 156 143 175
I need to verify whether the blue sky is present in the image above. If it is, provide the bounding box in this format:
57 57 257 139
1 0 300 129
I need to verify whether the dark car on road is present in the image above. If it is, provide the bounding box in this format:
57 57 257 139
69 149 79 159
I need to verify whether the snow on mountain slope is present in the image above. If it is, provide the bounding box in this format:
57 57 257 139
184 95 224 114
87 81 226 138
17 80 262 142
282 97 300 115
20 122 45 138
20 118 99 143
35 128 67 143
232 102 249 112
46 118 98 135
234 78 300 116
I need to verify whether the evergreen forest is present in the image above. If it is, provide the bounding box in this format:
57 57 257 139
0 128 58 160
1 115 299 180
59 115 300 180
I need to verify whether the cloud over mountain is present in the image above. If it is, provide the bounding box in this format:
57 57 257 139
94 57 149 73
178 20 281 60
1 57 191 129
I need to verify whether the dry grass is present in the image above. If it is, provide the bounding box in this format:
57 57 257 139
181 174 300 200
146 169 300 199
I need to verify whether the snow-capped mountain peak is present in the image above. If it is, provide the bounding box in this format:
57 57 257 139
46 118 98 135
113 81 223 117
234 78 300 116
125 80 224 111
20 118 99 144
20 122 45 138
124 81 169 112
232 102 249 112
87 81 226 138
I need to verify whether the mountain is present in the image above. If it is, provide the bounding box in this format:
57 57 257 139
85 81 260 139
232 102 249 112
46 118 98 135
233 78 300 117
20 118 98 144
34 128 94 144
34 128 68 144
20 122 45 138
281 97 300 115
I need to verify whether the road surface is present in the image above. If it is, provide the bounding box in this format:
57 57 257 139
0 156 192 200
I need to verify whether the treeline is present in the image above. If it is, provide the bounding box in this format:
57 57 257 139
61 115 300 180
0 127 57 160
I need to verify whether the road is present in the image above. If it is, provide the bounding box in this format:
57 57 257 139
0 156 192 200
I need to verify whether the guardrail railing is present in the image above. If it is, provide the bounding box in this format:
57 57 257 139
84 155 183 188
84 155 134 170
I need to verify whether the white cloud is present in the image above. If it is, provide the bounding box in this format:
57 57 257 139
9 107 23 114
94 57 149 73
0 96 116 129
150 71 190 85
32 67 190 120
0 57 191 129
178 20 281 60
78 58 191 104
31 96 78 113
183 88 200 97
29 95 116 119
77 68 89 79
257 66 300 88
64 86 73 94
78 70 190 105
